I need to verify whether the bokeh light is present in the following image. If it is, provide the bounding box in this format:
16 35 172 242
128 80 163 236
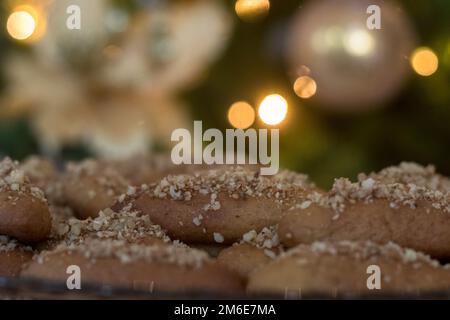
228 101 255 129
258 94 288 126
7 10 36 40
343 29 375 57
410 47 439 76
294 76 317 99
235 0 270 22
286 0 416 111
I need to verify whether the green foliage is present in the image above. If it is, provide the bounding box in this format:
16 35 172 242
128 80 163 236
0 0 448 187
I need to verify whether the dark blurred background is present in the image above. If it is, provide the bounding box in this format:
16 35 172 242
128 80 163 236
0 0 449 187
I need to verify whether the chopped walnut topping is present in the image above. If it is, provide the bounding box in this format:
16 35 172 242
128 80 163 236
298 200 312 209
0 157 47 203
65 159 129 197
19 156 63 203
0 235 33 253
293 163 450 215
192 214 203 226
361 162 450 192
52 205 170 245
127 186 136 196
49 205 76 238
283 241 442 269
213 232 225 243
151 167 313 212
240 225 280 250
264 249 277 259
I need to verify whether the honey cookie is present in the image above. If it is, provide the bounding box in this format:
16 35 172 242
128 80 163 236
0 158 51 243
118 166 315 244
62 159 130 219
0 236 33 277
23 238 244 294
247 241 450 296
279 164 450 257
20 156 64 204
217 226 281 278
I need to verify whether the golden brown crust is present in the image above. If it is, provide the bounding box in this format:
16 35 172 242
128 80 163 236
247 241 450 296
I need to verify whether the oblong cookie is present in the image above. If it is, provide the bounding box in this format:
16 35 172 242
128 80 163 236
23 238 244 295
0 158 51 243
119 166 315 244
279 163 450 257
0 236 33 277
247 241 450 296
20 156 63 205
62 160 130 219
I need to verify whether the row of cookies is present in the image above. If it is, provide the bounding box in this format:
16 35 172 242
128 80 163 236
0 156 251 296
217 162 450 295
1 156 450 297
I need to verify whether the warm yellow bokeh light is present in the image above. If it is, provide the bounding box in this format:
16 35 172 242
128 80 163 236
258 94 288 126
344 29 375 57
7 10 36 40
294 76 317 99
228 101 255 129
235 0 270 22
411 47 439 76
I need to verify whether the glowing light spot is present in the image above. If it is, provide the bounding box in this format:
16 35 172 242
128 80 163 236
228 101 255 129
235 0 270 22
258 94 288 126
344 29 375 57
294 76 317 99
411 47 439 76
7 10 36 40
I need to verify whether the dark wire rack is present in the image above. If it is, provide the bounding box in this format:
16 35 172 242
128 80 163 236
1 276 450 300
